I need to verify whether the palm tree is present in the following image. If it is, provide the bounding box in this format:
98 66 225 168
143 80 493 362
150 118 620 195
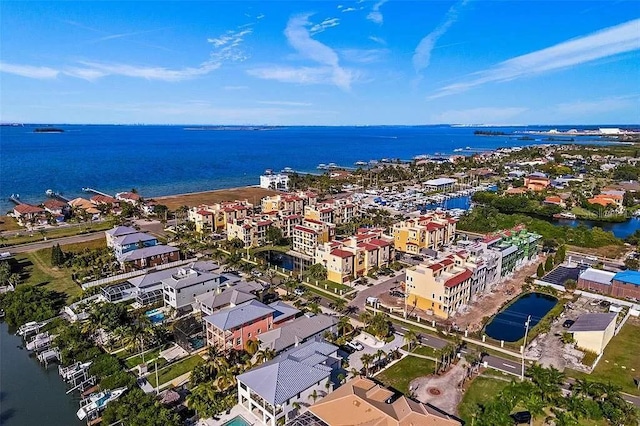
374 349 386 367
245 339 259 356
360 353 374 376
215 365 237 391
403 330 418 351
337 315 353 337
359 310 373 327
292 401 302 414
255 348 276 365
333 298 347 313
308 389 320 405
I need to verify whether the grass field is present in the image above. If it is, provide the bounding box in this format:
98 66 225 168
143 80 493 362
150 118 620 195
375 355 435 395
155 186 277 210
13 239 107 301
1 222 111 246
566 244 628 260
0 215 21 232
458 376 510 423
566 319 640 395
146 355 203 388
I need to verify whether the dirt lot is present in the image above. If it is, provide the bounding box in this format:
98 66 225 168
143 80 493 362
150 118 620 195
155 186 277 209
452 261 540 333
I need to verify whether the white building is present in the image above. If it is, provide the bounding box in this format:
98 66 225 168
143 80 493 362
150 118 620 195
260 173 289 191
424 177 456 192
237 339 341 425
162 267 223 310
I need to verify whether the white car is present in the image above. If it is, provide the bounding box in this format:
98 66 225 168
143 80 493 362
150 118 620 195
293 287 305 296
347 340 364 351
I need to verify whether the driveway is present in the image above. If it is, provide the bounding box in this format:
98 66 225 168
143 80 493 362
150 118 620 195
345 333 404 372
349 272 405 311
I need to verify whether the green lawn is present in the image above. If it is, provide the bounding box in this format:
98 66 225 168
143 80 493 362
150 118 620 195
146 355 203 388
375 355 435 395
302 284 345 303
2 222 111 246
458 376 510 423
0 215 21 232
411 345 438 358
566 319 640 395
311 279 351 294
124 347 164 369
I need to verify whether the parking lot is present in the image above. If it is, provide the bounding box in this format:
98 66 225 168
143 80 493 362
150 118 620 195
525 295 618 371
340 332 404 372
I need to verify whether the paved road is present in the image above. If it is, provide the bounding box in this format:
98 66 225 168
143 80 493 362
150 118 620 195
483 354 522 377
349 272 405 311
6 232 105 254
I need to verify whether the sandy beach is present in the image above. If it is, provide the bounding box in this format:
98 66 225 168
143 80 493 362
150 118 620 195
154 186 278 209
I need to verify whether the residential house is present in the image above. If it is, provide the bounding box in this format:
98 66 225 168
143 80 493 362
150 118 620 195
587 193 624 213
543 195 566 208
90 194 119 208
116 191 142 205
12 204 46 226
303 377 461 426
111 232 158 260
227 216 274 248
203 300 300 351
42 199 69 222
261 193 315 215
237 339 341 426
195 281 262 315
260 172 289 191
162 267 223 310
524 173 550 191
68 197 101 219
121 245 180 272
105 226 138 248
188 200 252 233
568 313 617 355
258 313 337 354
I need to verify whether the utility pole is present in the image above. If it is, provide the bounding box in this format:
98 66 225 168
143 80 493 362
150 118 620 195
155 360 159 395
521 315 531 380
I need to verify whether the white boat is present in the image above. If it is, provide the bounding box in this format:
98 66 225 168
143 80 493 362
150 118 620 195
17 321 40 336
77 387 127 420
60 361 92 381
26 332 54 351
317 163 327 169
354 161 367 166
453 148 463 152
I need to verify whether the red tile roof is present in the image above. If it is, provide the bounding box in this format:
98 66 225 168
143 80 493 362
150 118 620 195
440 258 454 266
196 210 213 216
445 269 472 288
43 199 67 209
14 204 45 214
91 195 117 204
294 225 317 234
331 249 354 258
369 238 391 247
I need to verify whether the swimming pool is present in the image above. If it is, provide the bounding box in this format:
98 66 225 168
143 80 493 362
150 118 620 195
145 309 165 324
222 415 251 426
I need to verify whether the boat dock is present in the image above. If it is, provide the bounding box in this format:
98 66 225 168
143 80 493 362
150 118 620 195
46 189 70 202
8 194 23 205
82 187 111 198
37 347 61 366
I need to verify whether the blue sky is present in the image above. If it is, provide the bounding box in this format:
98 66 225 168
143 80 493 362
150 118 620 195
1 1 639 125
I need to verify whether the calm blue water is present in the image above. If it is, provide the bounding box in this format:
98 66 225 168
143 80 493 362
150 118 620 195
222 415 251 426
0 124 613 212
552 217 640 239
485 293 558 342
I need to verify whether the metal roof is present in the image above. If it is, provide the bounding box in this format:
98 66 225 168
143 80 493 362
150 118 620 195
121 245 179 261
113 232 157 246
579 268 615 286
568 313 617 332
203 300 274 331
259 314 337 353
161 268 220 290
613 270 640 287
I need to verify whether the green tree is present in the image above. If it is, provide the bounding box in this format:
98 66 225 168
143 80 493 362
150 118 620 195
265 226 284 245
537 263 545 278
544 256 554 272
554 245 567 264
307 263 328 282
624 257 639 271
403 329 418 351
102 388 181 426
564 279 577 291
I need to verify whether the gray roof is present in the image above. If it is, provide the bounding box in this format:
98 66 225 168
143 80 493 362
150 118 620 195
128 268 177 289
424 177 456 186
195 287 256 311
270 301 301 323
579 268 615 286
106 226 138 237
499 245 518 257
162 268 220 290
238 339 337 406
569 313 617 332
121 245 179 261
203 300 274 331
259 314 337 353
114 232 157 246
190 260 220 272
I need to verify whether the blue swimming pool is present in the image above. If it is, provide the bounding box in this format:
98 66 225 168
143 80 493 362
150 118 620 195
145 309 165 324
222 415 251 426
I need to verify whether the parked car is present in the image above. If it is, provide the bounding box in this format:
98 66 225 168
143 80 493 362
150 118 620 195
599 300 611 308
340 345 356 355
347 340 364 351
563 319 575 328
389 290 405 298
294 287 305 296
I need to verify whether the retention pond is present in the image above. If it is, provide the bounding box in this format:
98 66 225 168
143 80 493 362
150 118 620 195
484 292 558 342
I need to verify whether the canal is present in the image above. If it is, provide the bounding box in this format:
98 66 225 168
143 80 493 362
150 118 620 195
0 321 84 426
484 292 558 342
551 217 640 240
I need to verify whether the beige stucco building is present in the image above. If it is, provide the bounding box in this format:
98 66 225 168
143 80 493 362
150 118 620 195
568 312 617 355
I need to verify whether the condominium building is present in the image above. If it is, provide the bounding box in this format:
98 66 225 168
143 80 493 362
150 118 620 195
405 257 473 319
227 216 274 248
292 219 335 257
304 197 357 225
481 226 541 277
261 191 317 215
188 200 252 233
392 212 457 253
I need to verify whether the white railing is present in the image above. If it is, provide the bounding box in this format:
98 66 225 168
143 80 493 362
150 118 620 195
81 258 197 289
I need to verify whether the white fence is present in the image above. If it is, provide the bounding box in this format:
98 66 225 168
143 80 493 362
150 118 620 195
81 258 197 289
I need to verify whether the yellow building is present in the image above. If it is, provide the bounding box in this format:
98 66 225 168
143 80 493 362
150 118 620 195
292 219 335 256
226 217 273 248
568 312 617 355
260 191 317 214
392 213 457 253
405 256 472 319
304 198 357 225
315 229 394 284
188 201 252 233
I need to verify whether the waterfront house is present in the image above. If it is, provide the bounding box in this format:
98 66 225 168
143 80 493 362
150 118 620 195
543 195 566 207
12 203 46 226
121 245 180 271
524 173 550 191
42 199 69 221
162 267 223 310
258 313 337 354
302 377 461 426
69 197 101 219
90 194 118 207
195 281 263 315
260 172 289 191
115 191 141 205
568 312 617 355
237 339 341 426
111 232 158 260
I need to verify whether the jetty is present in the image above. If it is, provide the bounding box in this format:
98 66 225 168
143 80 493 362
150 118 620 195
8 194 22 205
37 347 61 366
82 187 111 198
46 189 70 202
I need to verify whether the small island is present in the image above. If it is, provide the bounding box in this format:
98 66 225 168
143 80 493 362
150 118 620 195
474 130 506 136
34 127 64 133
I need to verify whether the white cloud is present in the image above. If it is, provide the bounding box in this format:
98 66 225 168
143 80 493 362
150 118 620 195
342 7 357 13
339 48 389 63
62 67 108 81
250 14 355 91
552 95 639 116
207 28 252 48
368 35 387 45
413 0 469 74
432 107 528 124
223 85 249 90
310 18 340 35
431 18 640 98
0 62 59 79
76 61 220 81
367 0 388 24
258 100 313 106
